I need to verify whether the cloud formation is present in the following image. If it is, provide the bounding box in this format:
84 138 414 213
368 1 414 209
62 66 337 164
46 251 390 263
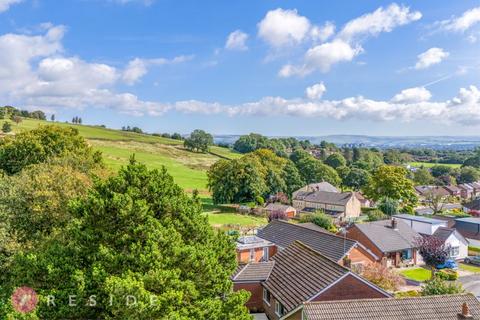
439 6 480 32
305 82 326 100
0 0 22 13
391 87 431 103
278 3 421 77
257 8 311 47
225 30 248 51
414 47 449 70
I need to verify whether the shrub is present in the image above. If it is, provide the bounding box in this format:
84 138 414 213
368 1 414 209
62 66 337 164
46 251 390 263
300 211 337 233
1 121 11 133
361 263 405 291
255 196 265 205
436 269 458 281
395 290 420 298
268 209 288 222
421 277 464 296
367 209 388 222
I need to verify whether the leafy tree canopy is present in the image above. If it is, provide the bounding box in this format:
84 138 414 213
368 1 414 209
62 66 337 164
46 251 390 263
184 129 213 153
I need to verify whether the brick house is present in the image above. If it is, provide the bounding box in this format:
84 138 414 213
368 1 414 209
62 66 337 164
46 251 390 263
346 218 422 268
263 203 297 219
294 294 480 320
292 191 361 220
257 220 377 268
233 241 390 319
236 236 275 264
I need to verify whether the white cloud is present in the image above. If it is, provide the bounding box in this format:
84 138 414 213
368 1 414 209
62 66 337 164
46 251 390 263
439 6 480 32
257 8 311 47
279 4 421 77
279 40 361 77
225 30 248 51
0 0 22 13
305 82 326 100
414 47 449 70
391 87 432 103
310 22 335 42
338 3 421 41
122 55 193 85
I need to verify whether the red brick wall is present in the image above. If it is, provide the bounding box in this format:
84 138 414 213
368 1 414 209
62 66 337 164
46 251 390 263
345 226 384 260
237 247 267 263
344 246 377 266
313 274 388 301
233 282 264 312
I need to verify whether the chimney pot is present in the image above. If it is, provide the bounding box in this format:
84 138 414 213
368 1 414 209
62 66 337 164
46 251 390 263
391 218 398 229
459 302 473 319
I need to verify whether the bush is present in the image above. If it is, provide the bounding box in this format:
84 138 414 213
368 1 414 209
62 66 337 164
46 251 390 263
395 290 420 298
268 209 288 222
436 269 458 281
300 211 337 233
367 209 388 222
421 277 464 296
1 121 11 133
255 196 265 205
361 263 405 291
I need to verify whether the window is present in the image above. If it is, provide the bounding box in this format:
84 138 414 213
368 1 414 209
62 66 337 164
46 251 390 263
401 249 412 260
275 301 286 317
249 249 255 262
450 246 460 257
263 288 270 305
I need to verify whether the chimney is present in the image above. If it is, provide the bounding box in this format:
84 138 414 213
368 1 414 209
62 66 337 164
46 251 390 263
391 218 398 230
458 302 473 319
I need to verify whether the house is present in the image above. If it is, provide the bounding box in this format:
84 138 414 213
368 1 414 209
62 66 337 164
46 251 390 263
257 220 377 268
292 182 339 199
346 218 422 267
459 183 475 199
292 191 361 220
263 203 297 219
454 217 480 241
354 191 371 208
432 227 468 260
236 236 275 263
471 182 480 196
292 294 480 320
444 185 462 197
393 214 448 235
233 241 390 319
415 185 449 200
464 199 480 216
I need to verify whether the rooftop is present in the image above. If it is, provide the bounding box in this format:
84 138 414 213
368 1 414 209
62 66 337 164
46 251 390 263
294 190 354 206
257 220 357 262
232 261 275 282
236 236 274 250
394 214 446 225
456 217 480 225
302 294 480 320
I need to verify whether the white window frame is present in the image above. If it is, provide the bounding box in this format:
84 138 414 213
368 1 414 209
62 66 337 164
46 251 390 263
450 246 460 257
275 301 285 317
263 246 269 261
263 288 270 306
249 248 255 262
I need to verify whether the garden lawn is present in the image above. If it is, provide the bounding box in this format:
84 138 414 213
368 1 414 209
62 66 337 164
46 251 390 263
459 263 480 273
203 213 267 227
400 268 432 282
408 162 461 169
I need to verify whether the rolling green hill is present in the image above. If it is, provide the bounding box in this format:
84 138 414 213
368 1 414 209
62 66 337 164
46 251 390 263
0 118 241 193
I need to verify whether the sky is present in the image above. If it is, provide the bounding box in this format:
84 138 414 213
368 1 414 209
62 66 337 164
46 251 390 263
0 0 480 136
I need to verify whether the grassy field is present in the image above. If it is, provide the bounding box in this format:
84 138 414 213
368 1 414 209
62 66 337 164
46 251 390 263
459 263 480 273
408 162 461 169
400 268 432 282
0 118 240 192
203 213 267 228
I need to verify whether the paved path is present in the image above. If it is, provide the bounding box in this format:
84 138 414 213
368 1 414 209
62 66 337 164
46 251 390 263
459 275 480 297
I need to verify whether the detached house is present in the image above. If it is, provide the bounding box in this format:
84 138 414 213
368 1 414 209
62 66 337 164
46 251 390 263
346 219 421 267
257 220 377 268
292 191 361 220
233 241 390 319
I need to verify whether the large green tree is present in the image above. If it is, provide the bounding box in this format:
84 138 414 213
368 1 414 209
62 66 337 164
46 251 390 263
0 160 250 319
342 168 370 191
0 125 102 175
183 129 213 153
324 153 347 169
365 165 417 210
296 156 341 186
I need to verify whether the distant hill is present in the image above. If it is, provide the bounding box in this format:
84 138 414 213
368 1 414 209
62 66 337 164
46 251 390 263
214 134 480 150
0 119 241 193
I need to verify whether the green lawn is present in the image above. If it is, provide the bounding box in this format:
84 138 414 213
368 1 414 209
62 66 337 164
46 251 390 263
400 268 432 282
408 162 461 169
203 212 267 228
459 263 480 273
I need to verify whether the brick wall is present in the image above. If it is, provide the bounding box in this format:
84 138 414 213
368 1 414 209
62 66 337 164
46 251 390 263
313 274 388 301
346 246 377 266
233 282 264 312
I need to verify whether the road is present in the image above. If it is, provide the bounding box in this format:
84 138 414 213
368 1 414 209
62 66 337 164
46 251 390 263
459 275 480 297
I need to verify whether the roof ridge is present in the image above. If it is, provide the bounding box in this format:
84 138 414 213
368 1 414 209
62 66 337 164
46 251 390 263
272 219 357 243
303 293 475 305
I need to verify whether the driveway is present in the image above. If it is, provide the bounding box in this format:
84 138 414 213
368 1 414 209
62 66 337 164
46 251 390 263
459 275 480 297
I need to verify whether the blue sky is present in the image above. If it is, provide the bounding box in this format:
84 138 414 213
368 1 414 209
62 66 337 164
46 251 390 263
0 0 480 136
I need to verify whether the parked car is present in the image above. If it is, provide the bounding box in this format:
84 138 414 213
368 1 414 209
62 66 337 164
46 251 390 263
436 259 458 270
464 256 480 266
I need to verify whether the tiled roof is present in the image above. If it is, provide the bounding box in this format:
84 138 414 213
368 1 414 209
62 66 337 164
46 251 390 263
263 241 349 312
353 219 420 253
415 186 450 196
294 191 354 206
264 203 295 212
232 262 275 282
306 182 339 193
433 227 456 242
296 222 329 233
302 294 480 320
257 220 357 262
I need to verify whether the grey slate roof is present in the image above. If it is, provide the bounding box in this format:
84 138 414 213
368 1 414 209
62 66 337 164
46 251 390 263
257 220 357 262
456 217 480 225
302 294 480 320
263 241 349 313
353 219 420 253
433 227 467 244
232 261 275 282
294 191 354 206
305 182 339 193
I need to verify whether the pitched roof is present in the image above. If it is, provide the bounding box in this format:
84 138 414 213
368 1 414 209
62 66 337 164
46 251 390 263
444 185 461 193
232 261 275 282
294 191 354 206
264 203 295 212
415 186 450 197
296 222 329 233
306 182 339 193
302 294 480 320
263 241 349 313
257 220 357 262
353 219 420 253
